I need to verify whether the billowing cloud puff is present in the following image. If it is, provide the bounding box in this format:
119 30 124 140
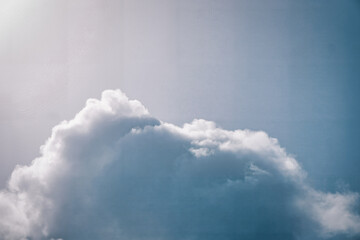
0 90 359 240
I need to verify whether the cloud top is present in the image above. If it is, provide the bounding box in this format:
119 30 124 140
0 89 359 240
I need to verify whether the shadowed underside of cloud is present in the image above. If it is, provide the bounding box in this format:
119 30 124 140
0 90 359 240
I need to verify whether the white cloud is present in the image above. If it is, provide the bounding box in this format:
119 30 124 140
0 89 359 240
297 188 360 237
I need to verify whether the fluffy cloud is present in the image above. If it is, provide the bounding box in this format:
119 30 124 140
0 89 359 240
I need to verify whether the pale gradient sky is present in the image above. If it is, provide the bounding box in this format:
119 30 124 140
0 0 360 194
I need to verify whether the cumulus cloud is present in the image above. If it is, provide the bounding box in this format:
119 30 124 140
0 89 359 240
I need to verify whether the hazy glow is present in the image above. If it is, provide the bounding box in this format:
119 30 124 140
0 0 33 36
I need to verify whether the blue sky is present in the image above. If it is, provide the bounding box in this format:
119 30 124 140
0 1 359 239
1 0 359 190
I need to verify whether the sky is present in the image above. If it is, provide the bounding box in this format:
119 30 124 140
0 0 360 239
